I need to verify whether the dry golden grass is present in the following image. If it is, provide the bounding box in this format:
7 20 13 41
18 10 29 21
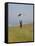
8 24 33 42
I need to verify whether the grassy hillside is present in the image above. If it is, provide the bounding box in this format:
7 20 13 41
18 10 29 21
8 24 33 42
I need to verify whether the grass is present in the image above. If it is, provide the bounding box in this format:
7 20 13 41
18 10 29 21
8 24 33 42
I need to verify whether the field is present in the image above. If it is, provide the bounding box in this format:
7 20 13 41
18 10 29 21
8 24 33 42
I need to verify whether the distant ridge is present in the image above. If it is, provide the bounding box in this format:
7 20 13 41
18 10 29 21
8 23 33 27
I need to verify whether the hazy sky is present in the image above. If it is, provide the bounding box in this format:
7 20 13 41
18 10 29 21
34 5 35 23
8 4 33 26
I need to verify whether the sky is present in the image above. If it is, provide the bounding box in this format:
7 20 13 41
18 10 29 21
8 4 33 26
34 5 35 23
